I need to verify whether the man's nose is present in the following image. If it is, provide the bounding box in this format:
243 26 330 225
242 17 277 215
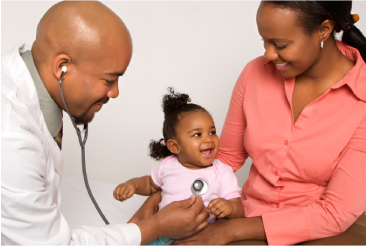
106 81 119 98
264 43 278 61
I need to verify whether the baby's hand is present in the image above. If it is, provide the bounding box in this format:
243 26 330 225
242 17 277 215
113 183 136 202
207 198 234 219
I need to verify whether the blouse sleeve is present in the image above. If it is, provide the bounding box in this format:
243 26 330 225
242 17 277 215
216 65 249 171
262 116 366 245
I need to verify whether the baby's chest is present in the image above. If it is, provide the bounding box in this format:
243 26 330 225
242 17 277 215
160 170 219 206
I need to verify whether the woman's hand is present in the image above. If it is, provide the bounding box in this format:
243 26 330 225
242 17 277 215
128 191 161 223
172 219 231 245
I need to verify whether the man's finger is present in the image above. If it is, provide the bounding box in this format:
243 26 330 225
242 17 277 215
178 194 196 209
188 195 206 214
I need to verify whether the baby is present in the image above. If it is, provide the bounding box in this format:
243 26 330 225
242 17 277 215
114 88 244 245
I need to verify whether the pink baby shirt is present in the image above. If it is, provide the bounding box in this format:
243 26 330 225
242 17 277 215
150 155 241 222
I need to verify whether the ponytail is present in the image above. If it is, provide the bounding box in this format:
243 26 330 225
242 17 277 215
317 1 366 62
342 24 366 62
149 138 173 161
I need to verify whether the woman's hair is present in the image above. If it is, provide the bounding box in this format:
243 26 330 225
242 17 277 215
149 87 208 161
266 1 366 62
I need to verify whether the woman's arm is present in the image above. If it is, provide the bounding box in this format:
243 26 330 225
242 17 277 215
260 117 366 245
172 216 266 245
128 191 161 223
216 65 250 171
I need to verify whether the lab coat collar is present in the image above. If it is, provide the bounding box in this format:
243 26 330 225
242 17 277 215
21 50 63 138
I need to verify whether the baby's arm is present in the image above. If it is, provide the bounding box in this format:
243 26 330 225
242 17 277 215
208 197 244 219
113 176 161 202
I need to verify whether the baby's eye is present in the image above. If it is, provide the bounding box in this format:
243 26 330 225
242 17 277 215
210 131 216 135
194 133 201 137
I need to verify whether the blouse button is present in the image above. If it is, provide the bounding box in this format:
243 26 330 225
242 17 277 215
283 140 289 146
275 203 280 208
273 170 279 176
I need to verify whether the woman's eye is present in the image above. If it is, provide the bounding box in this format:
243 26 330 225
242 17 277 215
275 43 288 49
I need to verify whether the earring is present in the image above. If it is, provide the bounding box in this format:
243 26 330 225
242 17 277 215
320 41 324 49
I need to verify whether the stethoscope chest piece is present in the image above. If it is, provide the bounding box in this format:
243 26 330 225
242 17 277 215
191 178 208 197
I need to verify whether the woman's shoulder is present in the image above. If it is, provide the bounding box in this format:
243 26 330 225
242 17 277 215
239 55 278 79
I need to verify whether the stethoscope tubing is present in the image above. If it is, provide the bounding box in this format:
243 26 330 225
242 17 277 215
58 72 110 225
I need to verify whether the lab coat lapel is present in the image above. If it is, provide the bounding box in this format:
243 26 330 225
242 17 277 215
3 44 64 176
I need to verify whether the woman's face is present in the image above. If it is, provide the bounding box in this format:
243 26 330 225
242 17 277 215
256 2 321 78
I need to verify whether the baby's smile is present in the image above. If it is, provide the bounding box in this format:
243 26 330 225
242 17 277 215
201 148 214 158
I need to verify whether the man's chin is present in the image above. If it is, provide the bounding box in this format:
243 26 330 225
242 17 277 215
72 112 95 125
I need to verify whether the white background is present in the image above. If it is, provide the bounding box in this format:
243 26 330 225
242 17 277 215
2 1 366 189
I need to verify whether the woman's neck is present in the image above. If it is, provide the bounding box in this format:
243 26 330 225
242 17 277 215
297 36 354 87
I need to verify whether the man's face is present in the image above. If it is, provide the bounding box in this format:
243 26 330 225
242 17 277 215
60 37 132 125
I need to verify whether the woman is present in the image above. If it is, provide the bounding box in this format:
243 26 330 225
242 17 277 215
130 1 366 245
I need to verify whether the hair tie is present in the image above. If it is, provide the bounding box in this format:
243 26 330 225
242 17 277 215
352 14 359 24
160 139 166 146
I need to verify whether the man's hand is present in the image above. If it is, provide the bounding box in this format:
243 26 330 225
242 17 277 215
208 198 234 219
135 195 209 244
113 183 135 202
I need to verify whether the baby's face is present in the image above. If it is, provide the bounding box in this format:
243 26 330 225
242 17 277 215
175 110 219 169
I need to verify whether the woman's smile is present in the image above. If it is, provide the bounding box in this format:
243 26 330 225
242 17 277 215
275 61 290 71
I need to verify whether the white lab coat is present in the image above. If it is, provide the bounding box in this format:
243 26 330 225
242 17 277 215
1 44 141 245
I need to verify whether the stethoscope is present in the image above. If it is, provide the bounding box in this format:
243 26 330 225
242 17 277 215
191 178 208 198
58 66 209 226
58 66 110 225
164 179 208 246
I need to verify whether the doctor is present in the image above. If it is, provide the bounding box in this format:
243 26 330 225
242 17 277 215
1 1 209 245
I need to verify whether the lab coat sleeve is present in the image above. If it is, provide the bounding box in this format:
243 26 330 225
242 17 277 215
1 122 142 245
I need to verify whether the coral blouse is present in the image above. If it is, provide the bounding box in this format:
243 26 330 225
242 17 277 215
217 41 366 245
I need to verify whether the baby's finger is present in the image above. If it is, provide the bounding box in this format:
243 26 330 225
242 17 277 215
217 211 228 219
126 189 135 199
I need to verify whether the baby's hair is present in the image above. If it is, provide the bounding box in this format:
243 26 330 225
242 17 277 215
149 87 208 161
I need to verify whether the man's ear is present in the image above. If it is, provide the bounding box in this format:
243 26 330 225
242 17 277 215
167 139 180 154
319 19 334 43
53 54 72 79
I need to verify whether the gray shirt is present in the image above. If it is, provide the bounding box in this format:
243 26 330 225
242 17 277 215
21 50 63 147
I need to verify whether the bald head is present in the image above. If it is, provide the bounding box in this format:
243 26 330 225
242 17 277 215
34 1 131 63
32 1 133 123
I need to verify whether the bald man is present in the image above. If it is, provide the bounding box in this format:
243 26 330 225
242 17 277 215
1 1 209 245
